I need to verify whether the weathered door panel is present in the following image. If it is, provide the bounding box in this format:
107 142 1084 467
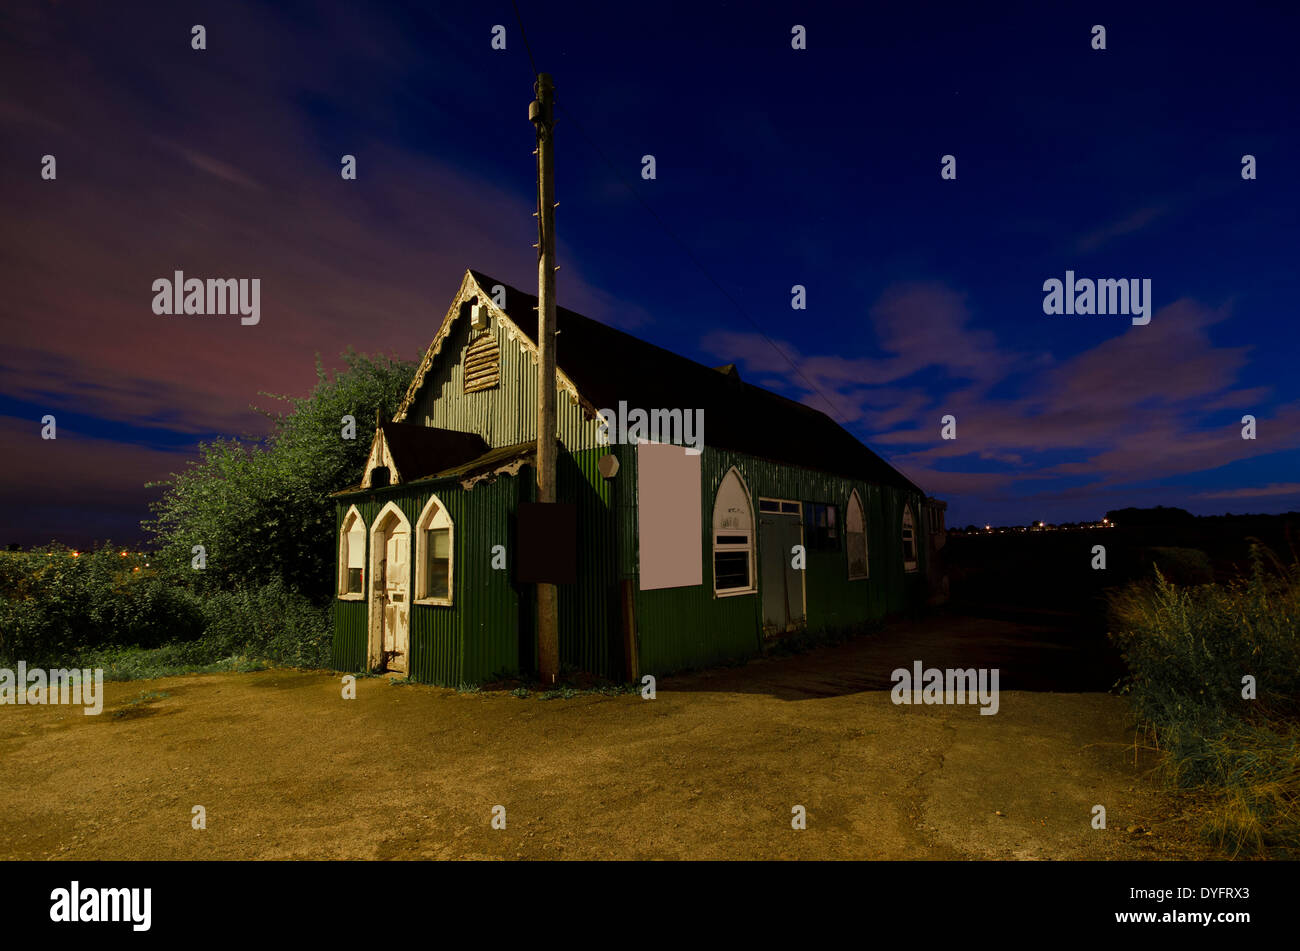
383 529 410 673
760 514 806 634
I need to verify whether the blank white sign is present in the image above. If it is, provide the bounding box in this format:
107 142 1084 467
637 442 703 590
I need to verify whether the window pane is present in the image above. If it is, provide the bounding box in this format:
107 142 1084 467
715 534 748 546
714 472 753 532
848 532 867 577
425 528 450 599
714 551 749 590
346 525 365 569
346 567 363 594
846 494 864 532
759 499 780 512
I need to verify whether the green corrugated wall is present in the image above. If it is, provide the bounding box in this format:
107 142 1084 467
330 474 528 687
407 310 601 451
332 442 928 685
330 452 625 685
625 446 929 677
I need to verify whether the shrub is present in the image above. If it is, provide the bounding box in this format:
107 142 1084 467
198 580 332 668
1109 546 1300 855
0 546 330 672
0 544 205 665
143 350 414 601
1109 547 1300 731
1138 546 1215 586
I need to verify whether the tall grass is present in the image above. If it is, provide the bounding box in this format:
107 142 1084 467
1109 545 1300 856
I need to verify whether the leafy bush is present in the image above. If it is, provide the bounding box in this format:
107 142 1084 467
1 350 412 677
143 349 414 601
0 545 331 672
198 579 332 668
0 545 205 665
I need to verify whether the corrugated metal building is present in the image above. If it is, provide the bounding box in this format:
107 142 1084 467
331 270 942 685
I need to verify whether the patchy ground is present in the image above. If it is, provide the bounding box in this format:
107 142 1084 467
0 614 1212 860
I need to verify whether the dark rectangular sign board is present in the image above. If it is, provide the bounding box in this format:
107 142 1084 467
516 502 577 584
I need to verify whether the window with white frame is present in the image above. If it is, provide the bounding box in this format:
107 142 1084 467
339 507 366 598
713 468 755 595
902 503 918 572
847 490 868 580
415 494 453 604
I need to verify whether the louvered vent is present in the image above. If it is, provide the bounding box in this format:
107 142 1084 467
463 333 500 393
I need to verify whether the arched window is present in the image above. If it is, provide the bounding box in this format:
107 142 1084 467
847 490 868 580
712 468 755 596
338 506 366 598
902 503 918 572
414 494 454 605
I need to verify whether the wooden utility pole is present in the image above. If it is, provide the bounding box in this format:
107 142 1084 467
530 73 559 684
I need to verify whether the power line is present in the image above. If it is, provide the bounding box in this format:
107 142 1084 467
510 0 539 79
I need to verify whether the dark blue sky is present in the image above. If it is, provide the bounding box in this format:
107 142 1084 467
2 0 1297 546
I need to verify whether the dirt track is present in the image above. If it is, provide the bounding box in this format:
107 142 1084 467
0 614 1210 860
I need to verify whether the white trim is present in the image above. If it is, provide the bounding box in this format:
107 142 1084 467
714 587 754 599
394 271 593 425
902 503 918 573
413 493 454 607
712 466 756 597
361 427 401 488
337 505 366 600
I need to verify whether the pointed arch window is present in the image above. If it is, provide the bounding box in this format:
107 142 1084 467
712 468 755 596
414 494 454 605
902 504 918 573
847 490 868 580
339 506 366 599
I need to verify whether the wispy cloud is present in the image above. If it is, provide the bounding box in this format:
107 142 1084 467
1195 483 1300 500
703 287 1296 516
1075 204 1169 253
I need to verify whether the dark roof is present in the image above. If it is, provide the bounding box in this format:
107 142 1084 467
469 270 923 494
381 422 488 481
333 440 534 498
411 440 534 483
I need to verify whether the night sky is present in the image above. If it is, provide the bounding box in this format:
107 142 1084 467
2 0 1297 548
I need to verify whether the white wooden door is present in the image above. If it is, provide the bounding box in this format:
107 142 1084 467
383 528 410 673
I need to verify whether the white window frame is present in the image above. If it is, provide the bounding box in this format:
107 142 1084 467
758 497 802 516
712 467 756 598
338 505 366 600
413 493 454 607
846 489 868 581
902 503 918 573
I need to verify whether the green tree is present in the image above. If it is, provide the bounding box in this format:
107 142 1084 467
144 349 414 601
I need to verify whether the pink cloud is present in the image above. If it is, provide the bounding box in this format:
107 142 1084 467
1195 483 1300 500
703 289 1294 501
